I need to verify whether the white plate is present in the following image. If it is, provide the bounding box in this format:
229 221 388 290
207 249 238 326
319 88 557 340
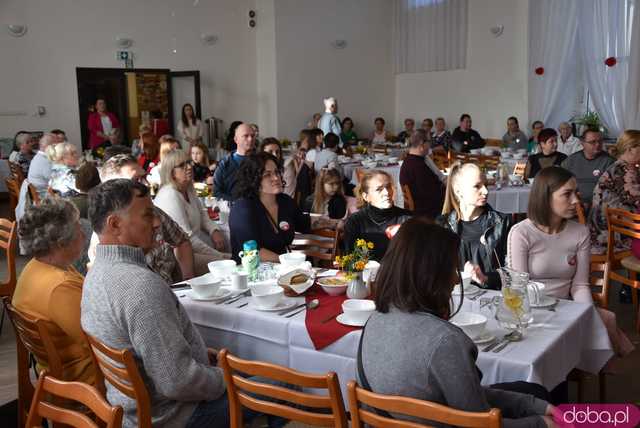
186 288 232 302
336 313 366 327
530 295 558 308
248 297 299 312
472 333 496 344
452 284 481 296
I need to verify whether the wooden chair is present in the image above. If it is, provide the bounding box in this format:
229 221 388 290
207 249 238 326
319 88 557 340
28 182 41 205
355 168 366 184
26 371 123 428
347 381 501 428
513 162 526 177
4 297 65 427
5 178 19 220
576 200 587 225
83 331 152 428
0 219 18 334
291 228 341 268
219 349 348 428
401 185 415 212
9 161 25 185
605 207 640 332
370 145 388 155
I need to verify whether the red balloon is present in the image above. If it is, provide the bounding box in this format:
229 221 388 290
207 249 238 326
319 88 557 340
605 57 617 67
535 67 544 75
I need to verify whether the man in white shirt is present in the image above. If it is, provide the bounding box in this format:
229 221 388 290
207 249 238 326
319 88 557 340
557 122 581 155
314 132 343 176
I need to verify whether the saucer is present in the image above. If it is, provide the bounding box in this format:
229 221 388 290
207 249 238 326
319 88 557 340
336 313 366 327
186 288 232 302
472 333 495 344
530 295 558 308
452 285 481 296
249 297 299 312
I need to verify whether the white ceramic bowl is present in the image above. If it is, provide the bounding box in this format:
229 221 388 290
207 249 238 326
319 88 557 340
208 260 237 278
450 312 487 339
342 299 376 324
251 284 284 308
387 157 399 163
453 273 473 294
279 252 307 266
317 276 349 296
509 174 521 183
188 274 222 299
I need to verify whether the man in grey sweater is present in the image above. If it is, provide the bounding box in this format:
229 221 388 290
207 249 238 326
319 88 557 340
81 179 227 427
560 130 614 206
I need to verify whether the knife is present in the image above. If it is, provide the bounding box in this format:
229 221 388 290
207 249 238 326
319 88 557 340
278 303 306 316
492 341 511 353
482 337 505 352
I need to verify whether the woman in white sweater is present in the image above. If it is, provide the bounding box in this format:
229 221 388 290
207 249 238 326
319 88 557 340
154 149 230 275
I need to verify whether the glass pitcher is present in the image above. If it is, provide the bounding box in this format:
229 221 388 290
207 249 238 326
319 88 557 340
496 268 534 334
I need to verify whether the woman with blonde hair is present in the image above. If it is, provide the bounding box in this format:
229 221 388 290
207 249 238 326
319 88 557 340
343 170 411 260
137 131 159 173
47 142 81 197
438 163 511 289
154 149 230 275
589 129 640 255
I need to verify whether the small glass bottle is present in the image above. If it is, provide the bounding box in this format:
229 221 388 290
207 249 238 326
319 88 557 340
239 240 260 281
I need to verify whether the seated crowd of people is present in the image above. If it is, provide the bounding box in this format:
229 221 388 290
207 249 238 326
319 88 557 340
7 99 640 427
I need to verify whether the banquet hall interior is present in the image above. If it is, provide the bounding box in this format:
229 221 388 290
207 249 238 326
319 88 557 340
2 0 640 427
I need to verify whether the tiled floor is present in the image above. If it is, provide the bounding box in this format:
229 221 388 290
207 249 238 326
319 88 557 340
0 198 639 425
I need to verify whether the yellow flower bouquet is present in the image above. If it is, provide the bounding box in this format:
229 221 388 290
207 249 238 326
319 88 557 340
335 239 374 280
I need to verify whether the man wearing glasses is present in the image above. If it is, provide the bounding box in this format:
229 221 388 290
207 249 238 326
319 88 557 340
561 129 615 206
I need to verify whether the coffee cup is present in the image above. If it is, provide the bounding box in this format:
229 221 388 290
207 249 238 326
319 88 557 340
231 271 249 290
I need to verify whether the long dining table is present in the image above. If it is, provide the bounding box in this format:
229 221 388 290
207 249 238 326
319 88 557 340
176 275 613 401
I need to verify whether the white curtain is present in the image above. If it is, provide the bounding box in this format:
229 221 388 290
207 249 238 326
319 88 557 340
393 0 468 74
578 0 637 135
625 1 640 129
528 0 579 129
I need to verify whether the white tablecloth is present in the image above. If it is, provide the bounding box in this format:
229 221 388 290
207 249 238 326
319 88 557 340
179 287 612 400
349 164 405 208
487 185 531 214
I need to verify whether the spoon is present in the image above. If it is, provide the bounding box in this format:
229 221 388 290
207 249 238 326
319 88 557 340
284 299 320 318
483 330 522 352
492 331 523 353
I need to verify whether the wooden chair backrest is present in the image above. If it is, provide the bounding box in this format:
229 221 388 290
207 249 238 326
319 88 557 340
28 183 41 205
219 349 348 428
513 162 526 177
590 260 611 309
83 331 152 428
480 155 500 170
9 161 25 184
605 208 640 258
347 381 502 428
26 371 123 428
430 151 449 170
291 228 341 268
371 145 388 155
355 168 366 184
576 201 587 225
5 178 20 220
450 152 482 165
0 218 17 298
484 138 503 147
4 298 65 426
401 185 415 212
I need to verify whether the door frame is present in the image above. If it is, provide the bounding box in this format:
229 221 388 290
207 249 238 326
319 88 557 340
170 70 202 120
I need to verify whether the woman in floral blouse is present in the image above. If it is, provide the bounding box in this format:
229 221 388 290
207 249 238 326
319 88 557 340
589 130 640 254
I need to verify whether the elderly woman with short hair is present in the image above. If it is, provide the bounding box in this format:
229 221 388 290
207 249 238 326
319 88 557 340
11 132 35 175
11 198 98 385
47 142 81 197
154 149 230 275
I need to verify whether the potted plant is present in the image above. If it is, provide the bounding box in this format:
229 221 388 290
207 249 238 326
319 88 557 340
570 111 608 137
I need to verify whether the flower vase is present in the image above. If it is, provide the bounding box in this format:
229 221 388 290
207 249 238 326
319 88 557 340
346 271 368 299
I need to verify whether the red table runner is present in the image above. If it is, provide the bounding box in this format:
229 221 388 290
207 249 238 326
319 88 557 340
304 285 361 350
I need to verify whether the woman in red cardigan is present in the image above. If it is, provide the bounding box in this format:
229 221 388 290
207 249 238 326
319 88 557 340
87 98 120 153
